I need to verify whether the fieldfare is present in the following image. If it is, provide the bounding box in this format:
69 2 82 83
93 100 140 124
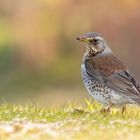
76 32 140 113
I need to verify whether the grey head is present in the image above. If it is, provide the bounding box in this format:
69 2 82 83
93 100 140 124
76 32 112 55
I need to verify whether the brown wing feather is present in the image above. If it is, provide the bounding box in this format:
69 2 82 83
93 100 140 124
85 54 140 99
85 54 127 77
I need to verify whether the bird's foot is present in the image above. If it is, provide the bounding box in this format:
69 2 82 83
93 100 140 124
100 104 113 114
72 109 86 114
100 107 111 113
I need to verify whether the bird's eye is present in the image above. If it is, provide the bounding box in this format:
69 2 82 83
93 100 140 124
93 39 98 43
88 39 98 44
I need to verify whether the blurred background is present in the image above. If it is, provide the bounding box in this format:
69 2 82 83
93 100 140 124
0 0 140 107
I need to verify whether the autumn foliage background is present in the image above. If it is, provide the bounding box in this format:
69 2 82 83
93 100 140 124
0 0 140 106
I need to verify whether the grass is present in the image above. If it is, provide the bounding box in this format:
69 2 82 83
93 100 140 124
0 100 140 140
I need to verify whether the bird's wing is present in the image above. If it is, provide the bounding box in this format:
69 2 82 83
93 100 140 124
106 71 140 97
85 54 140 102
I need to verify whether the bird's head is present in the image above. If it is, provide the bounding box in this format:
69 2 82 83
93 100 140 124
76 32 111 55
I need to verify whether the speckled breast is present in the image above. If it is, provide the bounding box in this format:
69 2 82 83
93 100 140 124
81 63 110 105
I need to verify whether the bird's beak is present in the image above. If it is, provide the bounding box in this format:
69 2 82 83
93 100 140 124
76 36 88 43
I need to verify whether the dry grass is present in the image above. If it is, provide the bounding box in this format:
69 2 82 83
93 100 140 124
0 101 140 140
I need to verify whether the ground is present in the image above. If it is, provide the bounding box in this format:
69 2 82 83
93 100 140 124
0 100 140 140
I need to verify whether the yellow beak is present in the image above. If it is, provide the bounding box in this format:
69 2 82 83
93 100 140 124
76 36 89 43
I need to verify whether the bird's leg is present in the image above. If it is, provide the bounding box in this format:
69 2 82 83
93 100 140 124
122 106 126 114
101 104 112 113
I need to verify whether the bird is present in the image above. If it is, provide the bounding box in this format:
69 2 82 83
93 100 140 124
76 32 140 113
